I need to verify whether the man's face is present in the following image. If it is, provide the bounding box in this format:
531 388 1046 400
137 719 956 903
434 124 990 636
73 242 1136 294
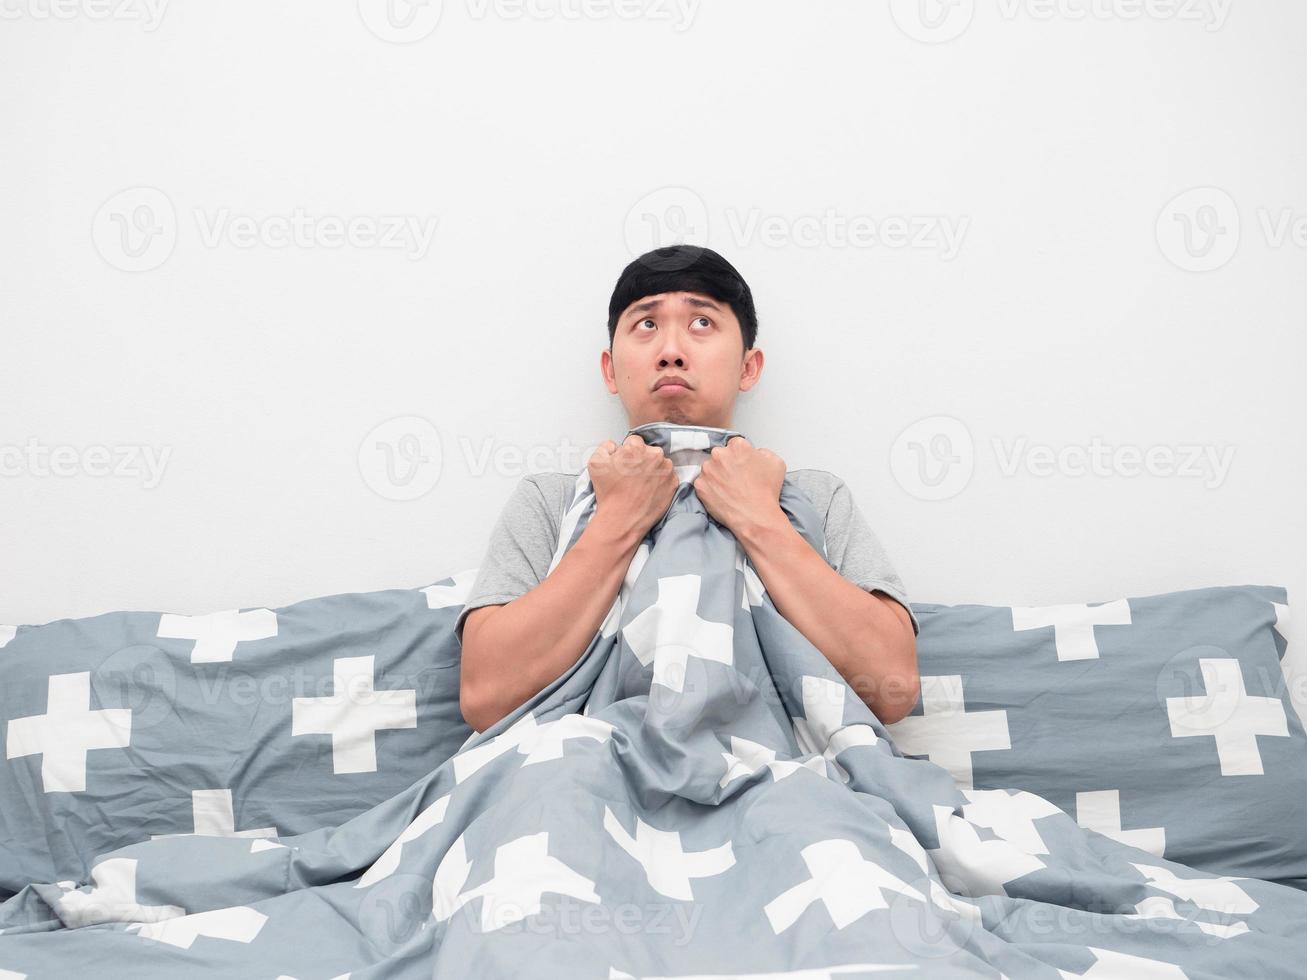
601 290 763 429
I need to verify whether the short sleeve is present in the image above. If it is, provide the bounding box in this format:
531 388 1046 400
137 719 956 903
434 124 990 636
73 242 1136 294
822 479 920 636
454 475 560 646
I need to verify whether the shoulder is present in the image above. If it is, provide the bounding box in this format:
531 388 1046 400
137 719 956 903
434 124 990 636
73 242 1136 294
784 467 846 517
523 470 580 497
522 470 578 493
516 470 581 525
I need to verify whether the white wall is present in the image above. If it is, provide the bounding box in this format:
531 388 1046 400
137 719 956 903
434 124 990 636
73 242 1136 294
2 1 1303 693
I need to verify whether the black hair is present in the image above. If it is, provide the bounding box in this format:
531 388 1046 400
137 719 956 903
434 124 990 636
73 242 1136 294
606 245 758 354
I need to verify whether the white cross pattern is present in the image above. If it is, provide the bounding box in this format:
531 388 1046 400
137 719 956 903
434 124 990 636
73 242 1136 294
1127 893 1249 940
433 830 599 932
764 837 926 934
885 674 1009 789
1010 599 1132 661
885 824 983 924
956 788 1060 856
452 711 615 784
1074 789 1165 856
54 857 184 928
668 427 712 482
792 675 846 751
156 608 278 664
609 965 912 979
1129 862 1258 916
357 792 451 888
622 574 735 693
422 568 479 609
602 541 651 640
926 802 1047 898
822 726 878 782
150 788 277 840
1273 600 1290 649
547 473 595 579
602 805 735 900
126 905 268 949
6 671 132 793
291 655 417 774
734 543 766 610
790 675 881 783
1056 947 1189 979
1165 657 1289 775
719 735 826 789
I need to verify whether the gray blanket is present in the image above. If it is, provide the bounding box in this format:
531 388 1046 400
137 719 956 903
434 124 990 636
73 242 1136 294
3 421 1305 978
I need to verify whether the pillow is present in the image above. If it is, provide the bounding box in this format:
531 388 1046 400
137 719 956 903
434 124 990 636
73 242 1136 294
0 571 478 898
887 584 1307 888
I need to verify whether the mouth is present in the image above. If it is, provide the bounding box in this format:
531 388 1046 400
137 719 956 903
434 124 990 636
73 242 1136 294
654 378 692 394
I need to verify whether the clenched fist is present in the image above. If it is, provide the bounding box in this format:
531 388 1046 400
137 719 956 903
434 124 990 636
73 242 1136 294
692 436 787 536
587 434 681 544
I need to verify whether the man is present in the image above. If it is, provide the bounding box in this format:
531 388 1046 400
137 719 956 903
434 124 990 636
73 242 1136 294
457 245 919 733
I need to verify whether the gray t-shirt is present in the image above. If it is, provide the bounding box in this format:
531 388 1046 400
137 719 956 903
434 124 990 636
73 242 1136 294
454 468 919 643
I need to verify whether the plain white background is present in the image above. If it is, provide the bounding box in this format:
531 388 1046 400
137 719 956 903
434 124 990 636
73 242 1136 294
2 2 1303 705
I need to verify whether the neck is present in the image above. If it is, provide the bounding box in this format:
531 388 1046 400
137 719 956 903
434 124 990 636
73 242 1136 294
630 414 733 430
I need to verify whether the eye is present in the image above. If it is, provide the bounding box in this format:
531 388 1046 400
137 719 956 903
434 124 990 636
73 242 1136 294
637 318 656 331
692 316 712 330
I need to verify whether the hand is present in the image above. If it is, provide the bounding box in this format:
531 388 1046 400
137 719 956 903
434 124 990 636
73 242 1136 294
692 437 787 537
587 434 680 543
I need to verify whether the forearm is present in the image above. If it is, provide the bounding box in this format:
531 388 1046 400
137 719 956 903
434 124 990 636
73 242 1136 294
734 509 919 725
462 512 645 731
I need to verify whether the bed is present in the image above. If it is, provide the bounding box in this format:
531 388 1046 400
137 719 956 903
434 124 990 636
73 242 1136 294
2 420 1305 978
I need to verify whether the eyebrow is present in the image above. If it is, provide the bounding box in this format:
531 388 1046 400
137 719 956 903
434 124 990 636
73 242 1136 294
626 296 722 320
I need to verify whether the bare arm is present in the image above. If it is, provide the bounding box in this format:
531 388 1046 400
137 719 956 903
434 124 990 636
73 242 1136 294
690 439 919 725
736 509 919 725
459 511 646 734
460 434 678 733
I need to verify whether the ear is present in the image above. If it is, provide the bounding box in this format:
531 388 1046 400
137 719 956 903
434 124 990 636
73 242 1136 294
600 348 619 395
739 347 764 392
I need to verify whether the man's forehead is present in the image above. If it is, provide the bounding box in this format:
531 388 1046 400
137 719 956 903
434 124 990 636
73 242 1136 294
622 292 725 317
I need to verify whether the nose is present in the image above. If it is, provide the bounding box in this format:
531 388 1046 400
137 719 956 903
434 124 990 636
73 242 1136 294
656 334 687 368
